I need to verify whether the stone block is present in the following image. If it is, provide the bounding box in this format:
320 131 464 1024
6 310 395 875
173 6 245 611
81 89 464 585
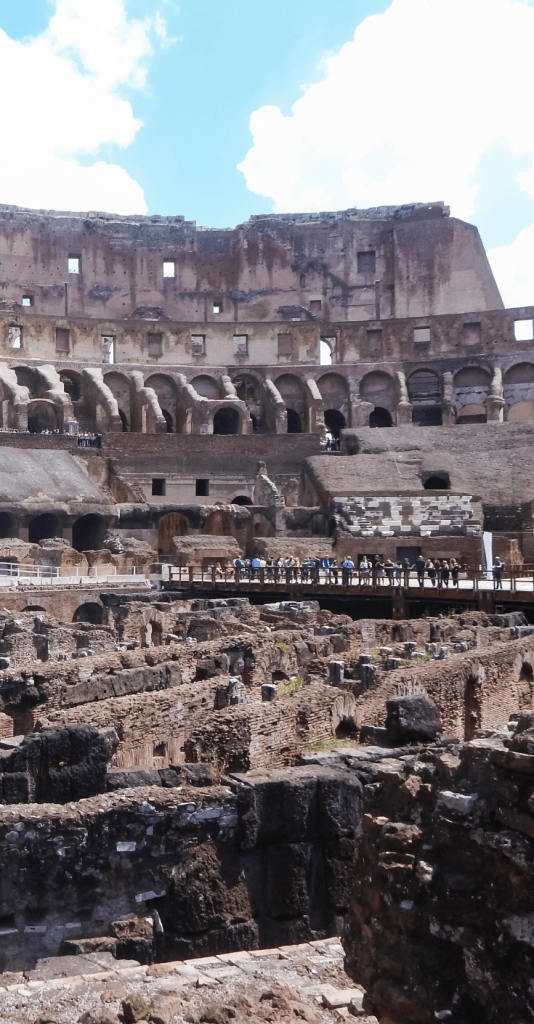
386 694 442 745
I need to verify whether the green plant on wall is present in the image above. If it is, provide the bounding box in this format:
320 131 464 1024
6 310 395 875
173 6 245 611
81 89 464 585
277 675 304 697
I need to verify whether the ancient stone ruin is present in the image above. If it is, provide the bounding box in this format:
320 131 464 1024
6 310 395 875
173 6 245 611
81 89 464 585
0 201 532 1022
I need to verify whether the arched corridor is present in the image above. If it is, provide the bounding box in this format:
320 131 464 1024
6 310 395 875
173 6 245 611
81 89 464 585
28 513 62 544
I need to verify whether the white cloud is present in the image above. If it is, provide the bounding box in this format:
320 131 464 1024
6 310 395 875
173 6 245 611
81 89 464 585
238 0 534 306
0 0 170 214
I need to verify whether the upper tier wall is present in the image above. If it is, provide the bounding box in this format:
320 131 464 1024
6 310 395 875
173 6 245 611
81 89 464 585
0 201 502 323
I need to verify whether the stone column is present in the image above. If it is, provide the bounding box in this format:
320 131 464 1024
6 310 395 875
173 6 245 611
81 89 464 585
395 371 413 425
485 367 505 422
442 371 456 426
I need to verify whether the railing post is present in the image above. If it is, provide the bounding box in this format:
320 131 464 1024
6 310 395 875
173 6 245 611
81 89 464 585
259 567 265 588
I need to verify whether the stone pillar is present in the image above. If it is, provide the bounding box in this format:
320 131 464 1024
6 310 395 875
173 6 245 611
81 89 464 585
328 661 345 686
395 371 413 425
442 371 456 426
485 367 505 422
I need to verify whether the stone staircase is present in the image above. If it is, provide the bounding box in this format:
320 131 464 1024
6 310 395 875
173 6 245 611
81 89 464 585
334 494 481 538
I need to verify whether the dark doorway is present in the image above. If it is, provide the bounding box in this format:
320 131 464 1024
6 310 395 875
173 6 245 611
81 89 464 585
72 514 106 552
464 677 481 740
0 512 16 539
369 407 392 428
213 408 239 435
73 603 103 625
162 409 174 432
231 495 253 505
287 409 302 433
412 407 443 426
423 474 450 490
119 410 129 431
324 409 346 438
29 513 61 544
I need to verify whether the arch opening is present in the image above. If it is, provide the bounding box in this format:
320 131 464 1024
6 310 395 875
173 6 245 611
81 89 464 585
213 408 239 435
324 408 346 437
158 512 189 555
287 409 302 433
73 602 103 625
162 409 174 432
0 512 16 539
335 717 358 740
119 410 129 432
29 513 62 544
369 407 392 428
203 511 233 536
423 474 450 490
28 401 58 434
231 495 253 506
72 514 106 552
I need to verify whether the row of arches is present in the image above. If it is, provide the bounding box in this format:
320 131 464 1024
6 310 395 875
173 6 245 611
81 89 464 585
8 360 534 435
0 512 107 551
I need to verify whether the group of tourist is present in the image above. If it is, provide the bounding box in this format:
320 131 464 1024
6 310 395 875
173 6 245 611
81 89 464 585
203 552 506 588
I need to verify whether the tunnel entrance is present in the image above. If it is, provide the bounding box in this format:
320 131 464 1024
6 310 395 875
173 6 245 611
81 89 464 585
324 409 346 438
369 407 392 428
287 409 302 433
213 408 239 435
29 513 61 544
72 514 107 552
73 602 103 625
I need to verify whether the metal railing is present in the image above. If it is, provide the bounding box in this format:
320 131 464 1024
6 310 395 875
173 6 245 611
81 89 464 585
0 562 141 578
166 564 534 595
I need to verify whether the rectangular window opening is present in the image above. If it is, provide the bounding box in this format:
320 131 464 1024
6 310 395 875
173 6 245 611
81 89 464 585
463 322 481 347
196 478 209 496
514 318 534 342
213 301 222 314
8 326 21 349
309 299 322 313
163 260 175 278
152 478 166 496
234 334 248 356
22 295 33 307
366 328 383 356
148 332 163 358
191 334 206 356
68 255 81 275
56 327 70 354
357 251 376 274
101 335 115 364
277 333 292 358
414 326 431 350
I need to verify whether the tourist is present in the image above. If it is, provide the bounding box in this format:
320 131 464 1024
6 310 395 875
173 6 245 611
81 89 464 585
440 560 450 587
384 558 394 584
493 556 504 589
413 554 426 587
360 555 371 584
393 560 403 585
341 556 354 585
301 558 313 582
251 555 261 580
374 555 386 586
426 559 437 587
233 556 243 583
330 558 339 583
450 558 459 587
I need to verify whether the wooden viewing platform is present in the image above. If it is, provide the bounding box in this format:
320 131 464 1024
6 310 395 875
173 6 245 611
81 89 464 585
162 565 534 618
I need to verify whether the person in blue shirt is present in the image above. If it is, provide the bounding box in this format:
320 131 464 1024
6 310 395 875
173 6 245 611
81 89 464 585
251 556 261 580
341 557 354 585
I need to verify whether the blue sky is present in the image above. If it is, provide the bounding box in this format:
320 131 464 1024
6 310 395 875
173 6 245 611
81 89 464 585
1 0 534 304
